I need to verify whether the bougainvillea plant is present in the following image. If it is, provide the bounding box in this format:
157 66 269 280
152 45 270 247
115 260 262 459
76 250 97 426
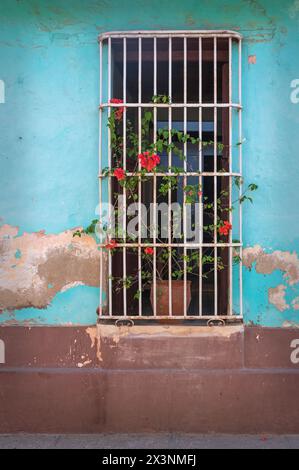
74 95 258 297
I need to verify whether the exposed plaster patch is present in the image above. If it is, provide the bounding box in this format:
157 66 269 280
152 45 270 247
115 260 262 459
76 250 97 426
243 245 299 285
248 54 256 64
292 296 299 310
268 285 289 312
97 324 243 341
60 281 84 293
0 224 106 311
77 359 92 368
0 224 18 238
283 321 299 328
86 326 102 362
243 245 299 312
85 325 243 365
86 326 97 348
242 245 264 269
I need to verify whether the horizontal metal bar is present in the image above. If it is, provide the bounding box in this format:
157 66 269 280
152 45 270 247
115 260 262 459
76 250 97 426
100 102 242 109
98 30 243 41
98 315 243 320
98 243 242 248
99 172 241 178
114 49 229 63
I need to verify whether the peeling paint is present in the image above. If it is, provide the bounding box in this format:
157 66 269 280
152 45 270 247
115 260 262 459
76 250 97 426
243 246 299 286
87 324 243 365
243 246 299 313
242 245 264 269
0 225 105 311
77 359 92 368
283 320 299 328
268 285 289 312
86 326 102 362
97 324 244 340
60 281 84 293
292 296 299 310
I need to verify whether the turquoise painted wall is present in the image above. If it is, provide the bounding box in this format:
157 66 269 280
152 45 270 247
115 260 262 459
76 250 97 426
0 0 299 326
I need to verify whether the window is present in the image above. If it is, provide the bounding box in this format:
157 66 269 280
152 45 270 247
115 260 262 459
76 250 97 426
98 31 242 323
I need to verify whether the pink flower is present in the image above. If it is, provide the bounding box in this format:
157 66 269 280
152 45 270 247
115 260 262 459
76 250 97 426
110 98 124 120
138 152 160 171
114 168 125 181
219 226 229 236
224 221 232 230
219 221 232 236
105 239 118 250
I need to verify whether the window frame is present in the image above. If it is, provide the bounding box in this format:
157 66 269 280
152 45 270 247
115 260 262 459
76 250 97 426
98 30 243 324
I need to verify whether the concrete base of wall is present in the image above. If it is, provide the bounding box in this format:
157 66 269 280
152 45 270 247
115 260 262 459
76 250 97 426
0 324 299 433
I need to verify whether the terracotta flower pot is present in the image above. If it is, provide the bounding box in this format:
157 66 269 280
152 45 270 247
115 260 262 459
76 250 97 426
150 280 192 316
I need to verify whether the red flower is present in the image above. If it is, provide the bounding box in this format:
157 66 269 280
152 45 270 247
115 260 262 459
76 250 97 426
110 98 124 120
114 168 125 181
224 221 232 230
219 226 229 236
105 239 118 250
219 221 232 236
198 191 203 197
144 247 154 255
138 152 160 171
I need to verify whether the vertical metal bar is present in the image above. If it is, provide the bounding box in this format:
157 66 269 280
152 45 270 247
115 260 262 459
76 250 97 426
238 38 243 318
108 37 112 316
228 37 233 316
122 37 127 316
138 37 142 316
153 36 157 316
168 36 173 316
198 36 203 316
183 36 187 317
99 39 103 316
213 36 218 316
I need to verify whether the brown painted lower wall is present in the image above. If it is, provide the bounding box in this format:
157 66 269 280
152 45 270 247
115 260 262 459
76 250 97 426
0 324 299 433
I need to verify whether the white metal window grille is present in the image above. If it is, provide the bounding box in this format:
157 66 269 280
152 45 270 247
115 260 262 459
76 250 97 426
98 30 243 324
